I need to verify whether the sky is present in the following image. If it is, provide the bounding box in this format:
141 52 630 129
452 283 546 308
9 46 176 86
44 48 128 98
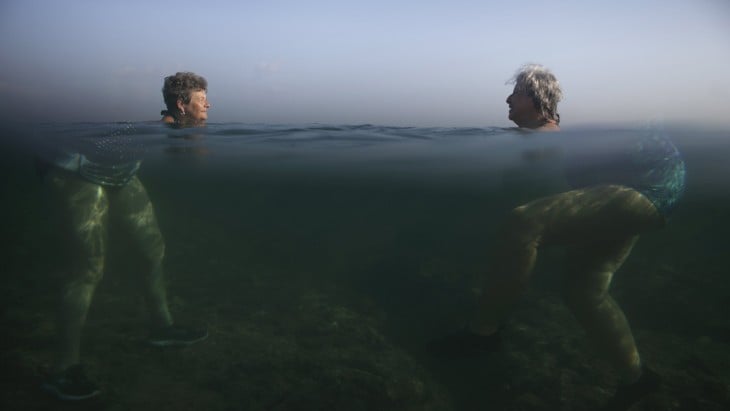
1 0 729 127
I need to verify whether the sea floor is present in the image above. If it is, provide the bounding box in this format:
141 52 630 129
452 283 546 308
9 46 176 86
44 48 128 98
2 225 729 411
1 161 729 410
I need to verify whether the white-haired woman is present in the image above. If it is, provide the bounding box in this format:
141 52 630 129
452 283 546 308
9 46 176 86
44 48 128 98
430 64 685 410
505 63 562 130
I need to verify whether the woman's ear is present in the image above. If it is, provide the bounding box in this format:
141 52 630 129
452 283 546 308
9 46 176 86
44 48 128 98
176 99 185 114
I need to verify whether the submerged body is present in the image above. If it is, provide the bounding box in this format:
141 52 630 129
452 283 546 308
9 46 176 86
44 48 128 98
432 64 684 410
5 117 702 408
470 128 686 378
40 73 211 401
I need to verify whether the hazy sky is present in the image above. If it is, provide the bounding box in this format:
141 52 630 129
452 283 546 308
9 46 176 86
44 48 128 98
1 0 729 127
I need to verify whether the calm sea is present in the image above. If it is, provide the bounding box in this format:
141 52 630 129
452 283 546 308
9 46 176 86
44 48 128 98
1 122 728 410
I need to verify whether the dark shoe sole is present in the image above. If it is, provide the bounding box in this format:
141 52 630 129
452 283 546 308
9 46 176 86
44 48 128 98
41 382 101 401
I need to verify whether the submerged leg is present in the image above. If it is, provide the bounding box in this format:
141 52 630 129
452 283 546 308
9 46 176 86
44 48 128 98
112 176 208 346
48 171 109 372
562 236 641 382
110 176 172 328
470 185 663 336
470 205 541 335
427 206 540 356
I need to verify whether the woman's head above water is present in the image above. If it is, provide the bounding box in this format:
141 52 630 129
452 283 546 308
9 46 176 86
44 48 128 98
506 64 562 131
161 72 210 127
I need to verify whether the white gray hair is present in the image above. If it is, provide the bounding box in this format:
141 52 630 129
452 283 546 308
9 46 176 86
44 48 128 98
509 64 563 124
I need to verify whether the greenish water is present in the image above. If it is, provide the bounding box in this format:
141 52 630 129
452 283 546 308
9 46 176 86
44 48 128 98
1 123 729 410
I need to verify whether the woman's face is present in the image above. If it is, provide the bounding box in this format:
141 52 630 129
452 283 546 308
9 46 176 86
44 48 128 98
506 86 540 127
179 89 210 124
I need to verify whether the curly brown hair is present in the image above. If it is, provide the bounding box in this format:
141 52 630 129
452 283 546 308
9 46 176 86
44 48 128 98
162 72 208 113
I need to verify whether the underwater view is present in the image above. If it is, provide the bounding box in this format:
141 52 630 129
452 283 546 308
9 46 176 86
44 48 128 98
1 123 729 410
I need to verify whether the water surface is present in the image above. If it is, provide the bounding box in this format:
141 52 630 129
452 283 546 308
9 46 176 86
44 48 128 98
1 123 729 410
